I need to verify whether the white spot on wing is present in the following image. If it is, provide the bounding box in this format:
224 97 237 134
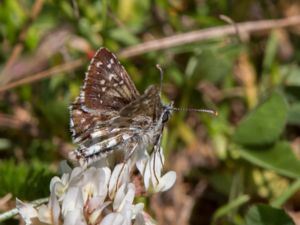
91 130 104 138
87 145 101 155
74 136 82 143
75 110 82 115
109 73 116 81
100 79 105 85
70 118 74 127
111 128 120 133
96 61 103 67
81 105 92 113
122 134 131 140
107 139 117 148
80 91 85 100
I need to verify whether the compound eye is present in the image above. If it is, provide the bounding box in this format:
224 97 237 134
162 112 169 123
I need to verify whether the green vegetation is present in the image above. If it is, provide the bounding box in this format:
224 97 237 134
1 0 300 224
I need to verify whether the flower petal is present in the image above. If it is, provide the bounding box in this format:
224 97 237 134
64 208 86 225
16 198 38 225
136 156 148 176
108 163 129 198
89 201 111 225
154 171 176 192
62 187 83 216
143 159 152 190
150 148 164 188
100 213 124 225
37 204 52 224
49 189 61 225
50 176 66 198
132 203 144 218
113 183 135 212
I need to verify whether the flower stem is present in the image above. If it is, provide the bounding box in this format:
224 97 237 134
0 197 49 223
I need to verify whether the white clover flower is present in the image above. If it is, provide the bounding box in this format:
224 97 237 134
17 165 147 225
136 147 176 192
18 144 177 225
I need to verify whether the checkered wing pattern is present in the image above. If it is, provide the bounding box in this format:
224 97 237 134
69 48 166 165
70 48 140 141
82 48 140 111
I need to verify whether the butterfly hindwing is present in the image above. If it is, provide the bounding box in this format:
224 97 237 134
120 85 163 120
70 97 119 143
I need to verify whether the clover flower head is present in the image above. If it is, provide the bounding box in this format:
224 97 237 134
17 165 145 225
18 145 176 225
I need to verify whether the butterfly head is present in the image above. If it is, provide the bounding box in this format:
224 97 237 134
161 102 174 123
154 64 217 125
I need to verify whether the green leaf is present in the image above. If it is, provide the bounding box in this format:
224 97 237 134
284 65 300 87
25 26 39 50
287 103 300 125
0 138 11 150
234 92 288 146
109 28 139 45
194 47 236 83
262 32 279 74
239 141 300 179
245 204 294 225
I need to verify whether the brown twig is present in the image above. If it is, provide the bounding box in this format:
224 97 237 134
2 16 300 92
1 0 44 83
119 15 300 58
219 14 243 43
0 59 85 92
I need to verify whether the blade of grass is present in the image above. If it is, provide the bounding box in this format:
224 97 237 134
212 195 250 223
271 179 300 208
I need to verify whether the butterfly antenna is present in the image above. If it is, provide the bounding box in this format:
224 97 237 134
172 107 218 116
156 64 164 96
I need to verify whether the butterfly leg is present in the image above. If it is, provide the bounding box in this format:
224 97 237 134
152 134 164 184
114 142 139 192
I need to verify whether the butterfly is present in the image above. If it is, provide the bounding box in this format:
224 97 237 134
69 48 173 166
69 47 217 166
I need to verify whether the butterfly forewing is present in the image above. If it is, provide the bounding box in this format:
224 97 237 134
82 48 140 111
70 48 140 142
